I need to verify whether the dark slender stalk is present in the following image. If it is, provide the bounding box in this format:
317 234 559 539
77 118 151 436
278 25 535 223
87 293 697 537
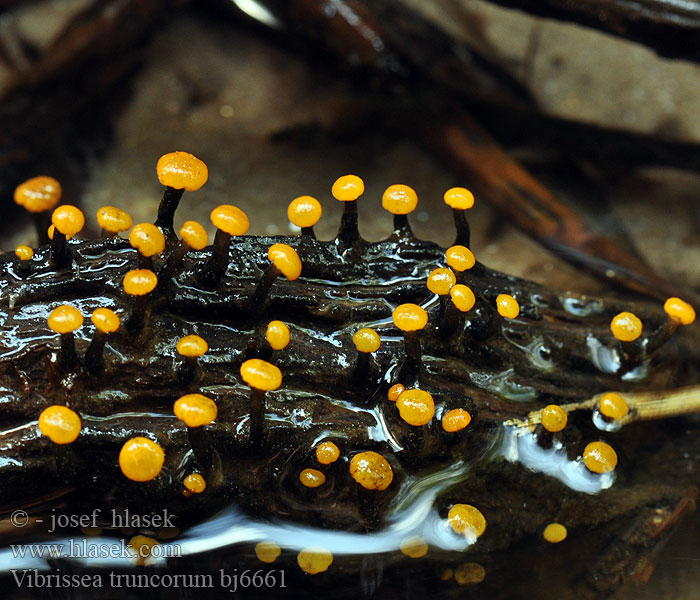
51 231 69 266
126 297 148 333
301 226 315 238
393 214 412 238
452 208 470 247
248 265 280 314
199 229 231 287
85 332 107 375
337 202 360 250
33 213 50 246
187 427 212 471
59 333 78 370
154 186 184 241
249 388 265 451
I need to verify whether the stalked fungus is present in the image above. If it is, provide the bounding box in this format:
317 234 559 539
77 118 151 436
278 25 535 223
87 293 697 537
400 536 428 558
352 327 380 381
240 359 282 449
288 195 322 237
582 441 618 474
14 176 62 244
155 151 208 238
299 468 326 488
664 297 696 326
382 184 418 238
85 308 120 375
123 269 157 332
119 437 165 482
445 245 476 284
266 320 290 351
496 293 520 319
297 547 333 575
47 304 83 370
442 408 472 432
38 405 81 445
388 383 406 402
392 303 428 380
541 404 568 433
444 187 474 246
349 451 393 491
174 393 217 428
96 206 133 238
448 504 487 539
176 334 208 383
14 245 33 276
255 541 281 564
396 388 435 426
183 473 206 495
610 311 642 342
427 267 457 335
599 392 629 421
50 205 84 266
450 284 476 314
332 174 364 250
129 222 165 270
249 243 302 313
316 441 340 465
201 204 249 286
159 220 208 285
543 523 567 543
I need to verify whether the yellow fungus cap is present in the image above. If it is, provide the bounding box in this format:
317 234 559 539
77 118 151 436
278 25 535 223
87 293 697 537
240 358 282 391
38 405 81 444
397 388 435 426
543 523 567 543
91 308 120 334
400 536 428 558
174 394 218 427
14 176 62 212
450 285 476 312
664 297 695 325
442 408 472 432
297 546 333 575
427 268 456 296
128 535 160 566
210 205 250 236
129 223 165 257
268 243 302 280
353 327 381 353
183 473 206 494
123 269 158 296
448 504 486 538
454 562 486 585
266 320 290 350
299 468 326 488
288 195 322 228
599 392 629 420
179 220 208 250
444 187 474 210
51 205 85 237
316 441 340 465
541 404 568 432
255 541 281 564
332 174 364 202
382 184 418 215
156 151 208 191
177 334 208 357
48 305 83 334
96 206 133 233
582 441 617 473
47 224 59 240
610 311 642 342
15 245 34 261
445 245 475 272
496 294 520 319
392 303 428 332
388 383 405 402
349 451 393 490
119 437 165 482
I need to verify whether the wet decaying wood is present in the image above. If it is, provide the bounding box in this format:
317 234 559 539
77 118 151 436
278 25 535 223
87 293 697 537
0 229 698 596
